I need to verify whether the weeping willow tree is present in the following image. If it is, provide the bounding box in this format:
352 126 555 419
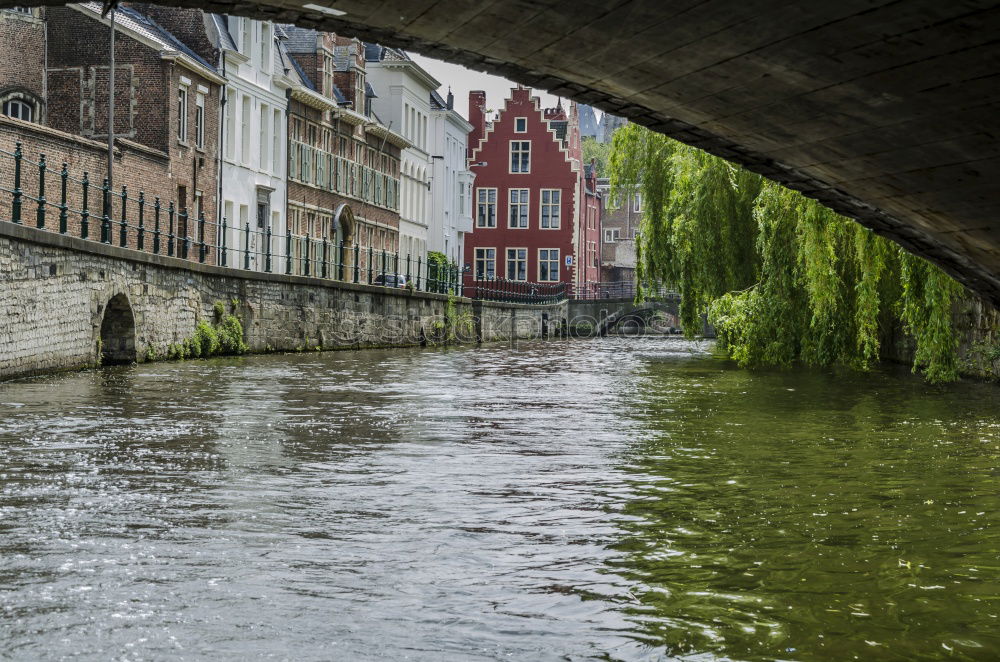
608 124 964 382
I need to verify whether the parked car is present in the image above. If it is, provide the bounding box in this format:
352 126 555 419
374 274 408 288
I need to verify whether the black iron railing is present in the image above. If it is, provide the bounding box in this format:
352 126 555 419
567 281 677 300
0 141 462 295
463 277 569 304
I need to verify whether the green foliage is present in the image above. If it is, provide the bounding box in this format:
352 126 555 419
582 137 612 176
442 294 474 342
161 314 248 362
427 251 449 268
217 315 249 355
213 301 226 321
609 123 968 382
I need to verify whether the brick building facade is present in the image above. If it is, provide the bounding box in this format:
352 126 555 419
0 4 225 263
463 87 601 287
281 28 405 275
596 176 640 282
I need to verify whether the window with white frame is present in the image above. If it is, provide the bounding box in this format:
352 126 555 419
241 17 251 55
514 117 527 132
476 187 496 228
2 98 33 122
539 248 559 282
224 88 236 159
540 189 560 229
604 228 620 242
510 140 530 173
508 189 528 228
259 104 269 170
272 109 281 174
260 23 271 73
194 93 205 148
177 85 189 143
475 247 495 279
506 248 527 281
240 95 251 164
633 192 642 212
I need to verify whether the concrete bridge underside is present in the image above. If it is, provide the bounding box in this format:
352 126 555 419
17 0 1000 305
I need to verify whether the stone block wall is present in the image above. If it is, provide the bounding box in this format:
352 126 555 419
0 221 566 381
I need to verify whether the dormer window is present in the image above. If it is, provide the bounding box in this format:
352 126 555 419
3 99 33 122
1 91 40 123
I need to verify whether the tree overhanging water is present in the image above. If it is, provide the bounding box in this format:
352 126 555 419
608 124 972 383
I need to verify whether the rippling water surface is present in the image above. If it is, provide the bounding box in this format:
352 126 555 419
1 337 999 660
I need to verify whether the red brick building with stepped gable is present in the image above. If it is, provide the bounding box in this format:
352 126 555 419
463 86 601 288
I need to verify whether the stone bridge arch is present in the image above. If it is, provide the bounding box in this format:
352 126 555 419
567 294 683 336
28 0 987 306
98 292 136 365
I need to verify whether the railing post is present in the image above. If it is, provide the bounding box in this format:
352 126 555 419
80 173 90 239
265 226 272 273
322 238 328 279
167 201 175 257
198 211 206 263
152 198 161 254
221 218 228 267
35 154 46 229
119 185 128 248
380 249 387 285
285 232 292 275
304 233 311 276
180 209 189 260
416 255 422 291
100 178 111 244
353 243 359 283
393 250 399 285
58 163 68 234
244 222 251 270
406 254 411 286
11 142 22 224
368 245 373 284
137 192 145 251
338 240 345 281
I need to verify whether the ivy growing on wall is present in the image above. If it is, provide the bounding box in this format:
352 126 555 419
608 124 963 382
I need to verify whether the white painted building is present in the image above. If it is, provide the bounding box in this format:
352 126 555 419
428 89 474 265
214 15 288 270
364 45 438 263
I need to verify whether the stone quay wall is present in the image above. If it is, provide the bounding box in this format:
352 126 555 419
0 221 568 381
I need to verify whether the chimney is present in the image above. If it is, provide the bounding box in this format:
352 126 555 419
468 90 487 160
446 87 454 110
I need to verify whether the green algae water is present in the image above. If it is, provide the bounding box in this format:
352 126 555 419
0 337 998 660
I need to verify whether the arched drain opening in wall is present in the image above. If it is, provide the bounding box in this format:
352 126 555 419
99 294 137 365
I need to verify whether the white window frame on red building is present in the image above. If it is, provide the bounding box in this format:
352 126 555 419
475 247 496 279
509 140 531 173
508 188 529 228
476 187 497 228
514 117 527 133
540 189 561 229
506 247 528 281
538 248 560 282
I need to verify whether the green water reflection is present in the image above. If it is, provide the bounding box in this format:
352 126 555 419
612 357 1000 660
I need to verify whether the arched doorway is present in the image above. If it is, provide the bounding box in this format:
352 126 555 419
99 294 136 365
333 203 356 280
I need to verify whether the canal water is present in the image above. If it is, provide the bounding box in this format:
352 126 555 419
1 337 998 661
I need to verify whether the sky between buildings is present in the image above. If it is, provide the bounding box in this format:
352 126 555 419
409 53 589 124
